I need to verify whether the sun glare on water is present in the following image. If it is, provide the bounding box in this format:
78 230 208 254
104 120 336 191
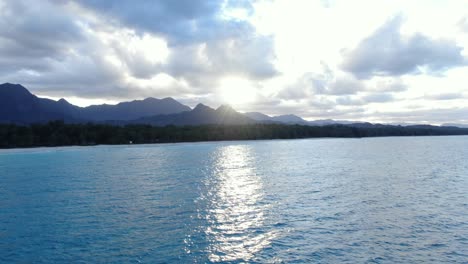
218 77 256 106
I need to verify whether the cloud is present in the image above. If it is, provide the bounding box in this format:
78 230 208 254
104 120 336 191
320 0 332 8
326 77 366 95
0 1 84 73
278 63 366 100
0 0 278 101
362 93 395 103
307 106 367 119
341 15 466 79
372 107 468 124
369 78 407 93
72 0 278 85
459 16 468 32
1 0 467 125
335 93 395 106
425 92 464 100
73 0 254 45
165 35 277 89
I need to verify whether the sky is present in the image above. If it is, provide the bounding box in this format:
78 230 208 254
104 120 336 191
1 0 468 124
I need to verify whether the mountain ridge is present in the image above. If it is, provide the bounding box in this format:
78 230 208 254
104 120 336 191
0 83 79 124
131 103 255 126
0 83 191 124
2 83 468 128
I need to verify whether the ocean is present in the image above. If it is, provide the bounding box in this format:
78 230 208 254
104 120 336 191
1 136 467 263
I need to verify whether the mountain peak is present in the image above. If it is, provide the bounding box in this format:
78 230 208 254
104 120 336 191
0 83 33 98
56 98 76 107
139 97 179 103
244 112 272 121
1 82 24 87
193 103 212 111
142 97 158 102
216 104 235 112
0 82 29 91
272 114 306 124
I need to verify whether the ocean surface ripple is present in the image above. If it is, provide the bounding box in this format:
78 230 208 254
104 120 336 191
1 136 467 263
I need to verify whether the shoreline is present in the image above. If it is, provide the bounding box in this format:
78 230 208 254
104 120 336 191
1 133 467 150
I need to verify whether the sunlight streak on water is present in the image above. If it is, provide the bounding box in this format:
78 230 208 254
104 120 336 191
200 145 275 262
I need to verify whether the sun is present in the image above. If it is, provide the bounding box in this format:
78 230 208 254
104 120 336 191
218 77 256 106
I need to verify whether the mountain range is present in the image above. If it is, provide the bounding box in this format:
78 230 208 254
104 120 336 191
131 104 254 126
0 83 191 124
1 83 467 129
0 83 314 126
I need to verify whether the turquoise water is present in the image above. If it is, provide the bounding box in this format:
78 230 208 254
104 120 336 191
1 136 467 263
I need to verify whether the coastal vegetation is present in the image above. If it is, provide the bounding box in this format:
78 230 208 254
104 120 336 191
1 121 468 148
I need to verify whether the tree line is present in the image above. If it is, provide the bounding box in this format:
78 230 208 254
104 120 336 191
1 121 467 148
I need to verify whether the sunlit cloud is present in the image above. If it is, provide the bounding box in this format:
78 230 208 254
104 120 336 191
0 0 467 124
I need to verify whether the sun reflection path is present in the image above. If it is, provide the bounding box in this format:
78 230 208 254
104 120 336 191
201 145 275 262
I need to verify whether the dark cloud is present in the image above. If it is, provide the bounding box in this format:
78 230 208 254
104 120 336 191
341 16 466 79
5 48 126 98
0 0 84 73
73 0 254 45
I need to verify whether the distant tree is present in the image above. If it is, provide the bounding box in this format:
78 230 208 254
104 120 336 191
1 121 468 149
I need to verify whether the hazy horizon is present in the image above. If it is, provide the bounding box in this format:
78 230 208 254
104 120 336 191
23 85 465 126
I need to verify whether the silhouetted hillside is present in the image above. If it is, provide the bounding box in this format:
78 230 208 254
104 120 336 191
80 97 191 121
0 83 191 124
133 104 255 126
0 83 78 124
245 112 308 124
